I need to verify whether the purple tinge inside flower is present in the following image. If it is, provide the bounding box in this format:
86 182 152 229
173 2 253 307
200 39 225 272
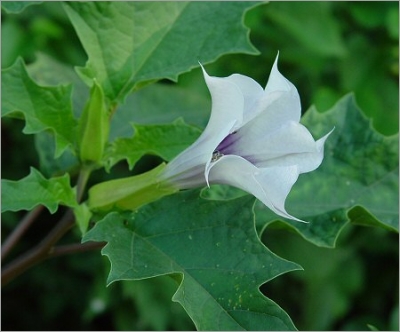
214 131 239 154
212 130 257 164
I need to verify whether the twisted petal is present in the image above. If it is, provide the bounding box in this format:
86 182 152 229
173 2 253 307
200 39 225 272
222 73 264 127
264 55 301 121
200 65 245 134
207 155 304 221
249 54 301 126
265 55 298 95
229 120 332 174
216 55 301 128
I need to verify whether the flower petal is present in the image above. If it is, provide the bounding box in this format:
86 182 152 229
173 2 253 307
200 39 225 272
222 60 301 146
200 65 245 133
261 54 302 124
265 54 297 94
229 121 331 174
223 73 264 125
253 124 332 174
207 155 304 221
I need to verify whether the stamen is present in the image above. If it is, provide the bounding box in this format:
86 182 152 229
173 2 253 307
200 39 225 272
211 150 224 162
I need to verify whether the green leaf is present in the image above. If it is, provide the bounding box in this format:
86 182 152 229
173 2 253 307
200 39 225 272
109 80 211 140
367 324 380 331
255 94 399 247
1 167 77 213
74 203 92 235
120 277 195 331
105 118 201 171
349 2 392 29
1 58 77 157
84 191 300 330
264 2 346 57
27 53 90 117
1 17 26 68
27 54 86 176
261 229 365 330
1 1 42 13
201 184 248 201
63 1 260 104
34 131 79 178
338 34 399 136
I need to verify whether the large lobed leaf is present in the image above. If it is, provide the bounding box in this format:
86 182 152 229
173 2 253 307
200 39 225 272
2 58 77 157
63 1 260 104
84 190 300 331
1 167 77 213
104 118 201 171
255 94 399 247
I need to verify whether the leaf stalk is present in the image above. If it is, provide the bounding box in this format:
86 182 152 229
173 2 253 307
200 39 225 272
1 209 75 286
1 205 44 260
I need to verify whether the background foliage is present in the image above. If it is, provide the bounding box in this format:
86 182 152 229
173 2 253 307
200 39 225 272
1 1 398 331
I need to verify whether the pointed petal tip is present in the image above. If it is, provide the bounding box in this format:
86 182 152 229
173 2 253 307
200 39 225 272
325 126 336 136
317 126 336 149
273 51 280 69
286 214 309 223
199 62 206 73
270 203 308 223
198 62 210 80
265 51 295 93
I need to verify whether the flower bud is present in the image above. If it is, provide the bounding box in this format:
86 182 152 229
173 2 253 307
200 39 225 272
78 80 109 164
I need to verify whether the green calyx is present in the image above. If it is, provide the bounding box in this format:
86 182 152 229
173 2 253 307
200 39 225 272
78 79 110 164
88 163 178 212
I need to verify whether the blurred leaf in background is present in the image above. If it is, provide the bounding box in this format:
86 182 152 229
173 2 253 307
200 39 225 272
1 2 86 68
262 225 399 331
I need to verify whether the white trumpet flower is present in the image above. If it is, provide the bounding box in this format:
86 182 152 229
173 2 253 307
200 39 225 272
160 55 333 221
